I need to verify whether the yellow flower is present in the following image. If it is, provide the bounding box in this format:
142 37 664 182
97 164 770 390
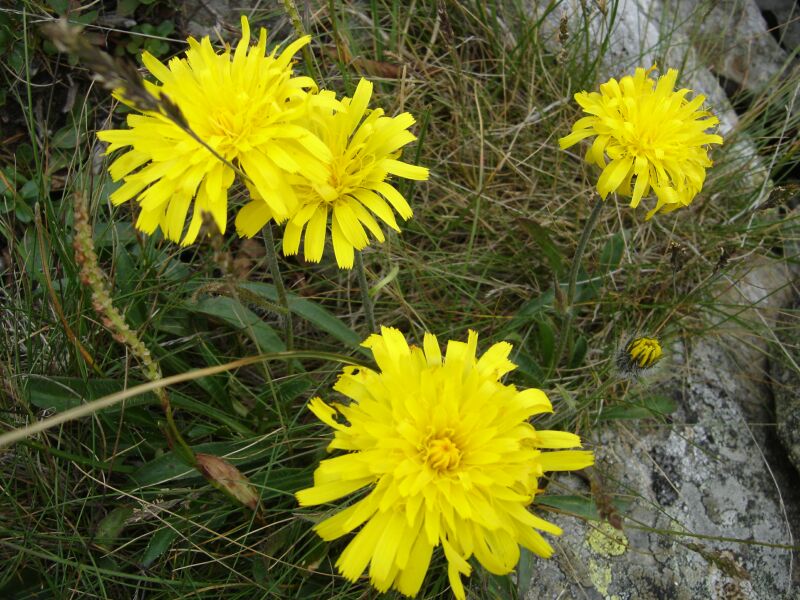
97 16 335 244
296 327 594 599
559 67 723 219
617 335 662 375
236 78 428 268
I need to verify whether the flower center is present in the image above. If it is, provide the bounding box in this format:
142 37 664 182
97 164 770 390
425 435 462 472
328 157 352 194
626 337 662 368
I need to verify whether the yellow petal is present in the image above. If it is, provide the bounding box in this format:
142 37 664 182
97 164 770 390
295 476 374 507
538 450 595 472
393 534 433 597
235 200 272 238
331 213 356 269
336 511 391 582
303 205 328 263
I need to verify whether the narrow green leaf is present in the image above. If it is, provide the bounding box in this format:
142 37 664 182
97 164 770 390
536 318 556 367
129 439 276 489
569 335 588 369
599 232 625 273
512 352 544 387
24 376 138 412
516 547 535 598
95 506 134 549
238 282 363 350
169 390 255 437
189 296 285 353
599 395 677 420
252 467 314 501
513 289 555 323
534 494 600 520
51 124 84 149
522 220 563 277
141 527 179 567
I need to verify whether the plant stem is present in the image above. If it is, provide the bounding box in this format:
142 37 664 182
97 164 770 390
263 222 294 354
554 196 604 369
73 192 196 467
282 0 318 80
355 251 377 333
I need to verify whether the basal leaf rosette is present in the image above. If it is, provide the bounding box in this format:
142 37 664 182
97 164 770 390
559 66 723 219
296 327 594 599
98 16 337 244
236 78 428 268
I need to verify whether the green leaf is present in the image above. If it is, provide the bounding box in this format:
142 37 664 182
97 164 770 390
46 0 69 14
189 296 285 353
51 124 84 149
516 548 535 598
95 506 134 549
252 467 314 501
535 494 631 521
238 282 363 350
141 527 179 567
129 439 277 489
599 395 677 420
569 335 588 369
506 289 555 333
169 390 255 437
535 318 556 367
534 494 600 520
599 233 625 273
24 376 141 412
23 376 251 435
512 352 544 387
116 0 140 17
522 220 563 277
573 266 599 304
93 221 138 247
72 10 99 24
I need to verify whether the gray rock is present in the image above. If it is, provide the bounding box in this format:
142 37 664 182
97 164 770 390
670 0 790 93
530 0 776 197
772 301 800 474
526 258 800 598
755 0 800 51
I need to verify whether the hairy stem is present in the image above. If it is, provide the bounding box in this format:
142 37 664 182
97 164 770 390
355 252 377 333
263 222 294 354
554 196 604 369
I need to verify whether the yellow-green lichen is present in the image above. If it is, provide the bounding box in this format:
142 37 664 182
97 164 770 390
587 522 629 557
588 558 621 600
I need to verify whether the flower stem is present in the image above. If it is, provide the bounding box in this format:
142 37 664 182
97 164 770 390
554 196 604 369
263 222 294 354
73 192 195 467
355 251 377 333
282 0 318 80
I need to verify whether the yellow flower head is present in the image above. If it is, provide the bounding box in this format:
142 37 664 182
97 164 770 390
559 67 723 219
97 16 335 244
236 78 428 268
617 335 662 375
296 327 594 599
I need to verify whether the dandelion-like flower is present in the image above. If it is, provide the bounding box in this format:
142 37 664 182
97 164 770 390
617 335 662 376
236 78 428 268
559 66 723 219
98 16 335 244
296 327 594 599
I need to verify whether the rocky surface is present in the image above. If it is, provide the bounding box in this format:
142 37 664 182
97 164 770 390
532 0 796 205
772 300 800 475
671 0 790 92
518 3 800 596
756 0 800 51
526 258 800 599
